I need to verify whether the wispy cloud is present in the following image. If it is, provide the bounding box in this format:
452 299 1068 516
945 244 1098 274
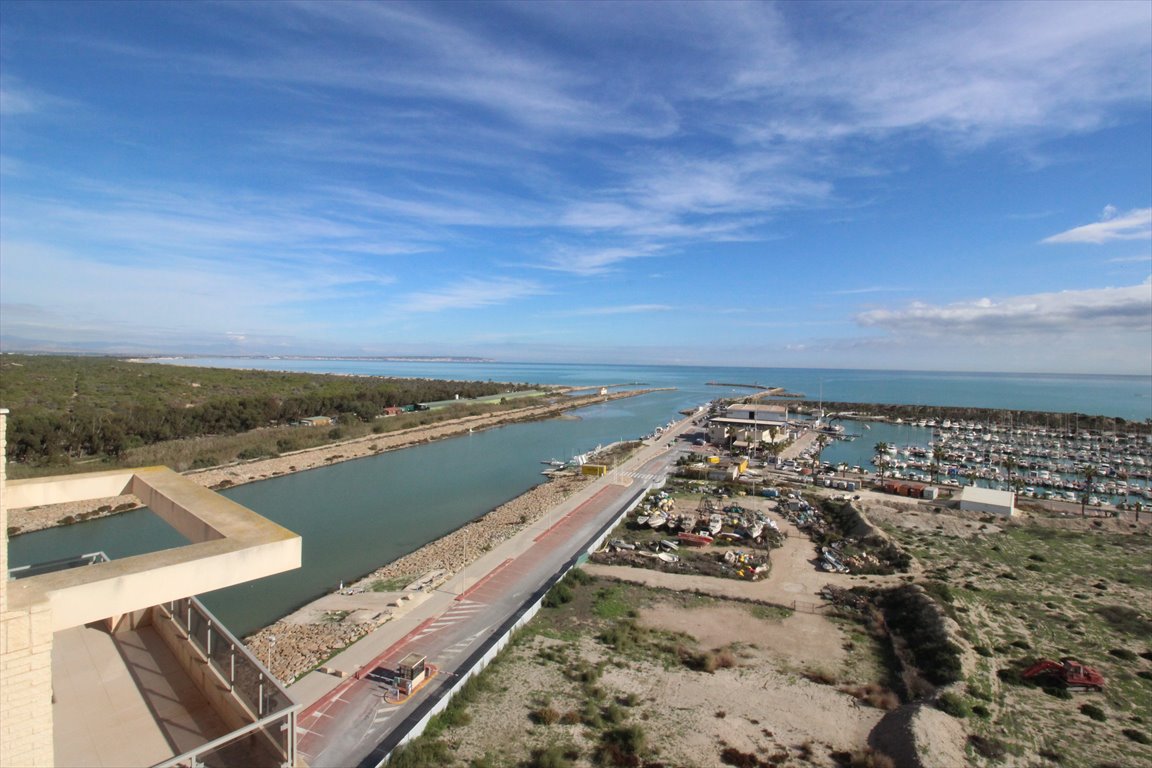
1042 208 1152 244
394 278 546 314
856 279 1152 337
828 286 911 296
536 245 663 276
561 304 673 317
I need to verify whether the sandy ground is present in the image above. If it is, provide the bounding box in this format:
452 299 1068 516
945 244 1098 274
444 584 888 768
585 496 913 608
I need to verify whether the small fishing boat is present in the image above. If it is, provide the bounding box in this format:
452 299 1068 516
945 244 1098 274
678 532 714 547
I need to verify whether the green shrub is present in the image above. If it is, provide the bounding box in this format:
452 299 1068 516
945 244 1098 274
1122 729 1151 745
388 740 454 768
544 581 573 608
1108 648 1138 661
968 735 1006 759
566 568 593 585
936 692 972 718
595 725 646 766
526 745 576 768
530 705 561 725
872 585 962 686
1080 703 1107 722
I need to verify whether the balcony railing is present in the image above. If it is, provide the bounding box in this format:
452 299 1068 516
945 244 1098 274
153 597 297 768
8 550 109 579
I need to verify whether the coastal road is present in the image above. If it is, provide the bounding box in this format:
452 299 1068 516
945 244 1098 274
294 423 691 768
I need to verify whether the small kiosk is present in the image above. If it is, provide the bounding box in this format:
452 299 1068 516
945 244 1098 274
396 653 427 695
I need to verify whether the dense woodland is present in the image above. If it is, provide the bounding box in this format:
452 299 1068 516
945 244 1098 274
0 355 539 465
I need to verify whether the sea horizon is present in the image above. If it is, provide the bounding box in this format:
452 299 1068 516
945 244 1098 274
143 356 1152 422
124 352 1152 380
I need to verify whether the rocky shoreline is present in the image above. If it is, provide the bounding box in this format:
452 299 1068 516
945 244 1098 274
243 473 593 683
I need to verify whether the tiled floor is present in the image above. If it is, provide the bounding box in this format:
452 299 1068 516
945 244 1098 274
53 622 229 767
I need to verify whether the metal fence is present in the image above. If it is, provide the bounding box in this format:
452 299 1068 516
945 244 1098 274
153 597 297 768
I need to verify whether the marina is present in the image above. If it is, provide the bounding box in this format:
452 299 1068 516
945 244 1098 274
824 417 1152 508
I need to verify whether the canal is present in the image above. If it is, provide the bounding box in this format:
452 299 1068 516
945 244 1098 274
8 389 706 636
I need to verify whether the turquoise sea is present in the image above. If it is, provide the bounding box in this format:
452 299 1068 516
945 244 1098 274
161 358 1152 421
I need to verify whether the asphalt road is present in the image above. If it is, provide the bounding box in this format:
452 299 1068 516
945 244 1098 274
295 423 690 768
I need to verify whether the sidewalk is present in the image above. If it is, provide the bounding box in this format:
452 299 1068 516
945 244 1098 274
287 421 687 710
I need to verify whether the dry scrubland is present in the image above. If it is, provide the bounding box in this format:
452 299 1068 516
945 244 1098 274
868 505 1152 768
389 490 1151 768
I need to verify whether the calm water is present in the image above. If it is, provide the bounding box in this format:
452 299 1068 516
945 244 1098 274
10 360 1151 635
159 358 1152 421
9 392 696 636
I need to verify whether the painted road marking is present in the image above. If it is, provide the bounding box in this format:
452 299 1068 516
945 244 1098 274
456 559 514 601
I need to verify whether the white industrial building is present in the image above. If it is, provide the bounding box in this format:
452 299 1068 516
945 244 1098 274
957 486 1016 518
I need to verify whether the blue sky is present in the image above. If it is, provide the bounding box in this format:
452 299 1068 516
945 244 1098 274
1 1 1150 374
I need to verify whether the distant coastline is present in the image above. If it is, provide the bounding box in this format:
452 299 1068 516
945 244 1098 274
127 354 497 363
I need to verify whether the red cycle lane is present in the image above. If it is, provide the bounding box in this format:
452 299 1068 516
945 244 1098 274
296 436 685 767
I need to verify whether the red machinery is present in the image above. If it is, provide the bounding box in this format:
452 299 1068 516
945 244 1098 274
1022 658 1105 691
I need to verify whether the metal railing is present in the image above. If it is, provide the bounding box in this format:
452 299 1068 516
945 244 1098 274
7 550 109 579
154 597 297 768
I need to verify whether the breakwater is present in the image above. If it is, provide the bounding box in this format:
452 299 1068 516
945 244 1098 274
805 401 1152 434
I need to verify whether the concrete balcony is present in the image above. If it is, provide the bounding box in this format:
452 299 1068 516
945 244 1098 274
54 598 297 768
3 462 303 767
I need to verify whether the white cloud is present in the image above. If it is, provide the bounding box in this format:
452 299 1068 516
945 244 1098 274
1042 208 1152 244
828 286 911 296
536 245 663 276
561 304 672 316
856 280 1152 337
394 278 545 314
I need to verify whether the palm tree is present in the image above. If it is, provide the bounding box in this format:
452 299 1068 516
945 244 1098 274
1002 455 1017 492
874 442 890 479
931 445 946 485
1080 465 1098 517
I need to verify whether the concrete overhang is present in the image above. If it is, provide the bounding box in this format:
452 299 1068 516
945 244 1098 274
5 467 301 631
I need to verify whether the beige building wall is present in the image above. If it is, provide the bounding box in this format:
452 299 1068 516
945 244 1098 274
0 408 301 767
0 408 56 767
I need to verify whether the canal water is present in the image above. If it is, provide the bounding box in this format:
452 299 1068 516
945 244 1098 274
8 389 705 636
10 362 1151 635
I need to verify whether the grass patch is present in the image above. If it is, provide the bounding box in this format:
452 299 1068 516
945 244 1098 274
593 585 638 620
371 574 414 592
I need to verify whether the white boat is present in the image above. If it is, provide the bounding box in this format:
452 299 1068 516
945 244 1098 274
738 521 763 539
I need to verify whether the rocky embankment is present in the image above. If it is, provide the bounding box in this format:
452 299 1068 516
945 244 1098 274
244 473 592 682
